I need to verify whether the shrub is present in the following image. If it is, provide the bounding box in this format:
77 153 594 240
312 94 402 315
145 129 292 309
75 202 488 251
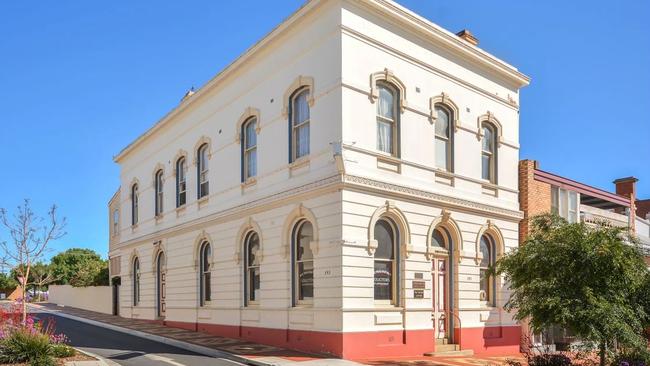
29 355 56 366
612 348 650 366
0 328 53 364
527 354 573 366
51 343 76 358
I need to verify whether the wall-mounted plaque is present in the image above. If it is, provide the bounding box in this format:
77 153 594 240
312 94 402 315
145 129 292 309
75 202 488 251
414 290 424 299
412 280 426 289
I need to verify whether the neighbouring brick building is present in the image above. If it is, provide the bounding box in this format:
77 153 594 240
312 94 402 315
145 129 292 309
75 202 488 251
519 160 650 347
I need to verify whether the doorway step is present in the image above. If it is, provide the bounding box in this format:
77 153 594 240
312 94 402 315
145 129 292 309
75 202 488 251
424 338 474 357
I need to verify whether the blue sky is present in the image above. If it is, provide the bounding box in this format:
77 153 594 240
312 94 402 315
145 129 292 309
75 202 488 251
1 1 648 258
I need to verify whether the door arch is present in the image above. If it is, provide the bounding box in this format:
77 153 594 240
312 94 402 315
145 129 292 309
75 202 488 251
156 251 166 318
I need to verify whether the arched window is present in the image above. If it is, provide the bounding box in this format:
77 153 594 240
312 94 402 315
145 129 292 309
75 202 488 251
197 144 209 199
154 170 164 217
481 123 497 183
289 88 310 162
374 218 399 304
131 184 139 226
112 209 119 237
479 234 496 306
199 242 211 306
244 231 261 306
431 228 447 249
376 82 400 156
132 257 140 306
242 117 258 181
176 157 187 207
434 106 453 171
292 220 314 305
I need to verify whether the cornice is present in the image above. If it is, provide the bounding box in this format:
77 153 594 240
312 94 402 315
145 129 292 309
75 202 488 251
355 0 530 88
342 174 523 220
115 171 522 249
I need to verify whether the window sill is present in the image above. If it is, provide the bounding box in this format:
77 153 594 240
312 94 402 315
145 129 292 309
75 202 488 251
289 156 310 171
197 196 209 208
434 169 455 186
241 178 257 191
130 224 138 232
155 214 164 224
377 155 401 173
481 183 498 197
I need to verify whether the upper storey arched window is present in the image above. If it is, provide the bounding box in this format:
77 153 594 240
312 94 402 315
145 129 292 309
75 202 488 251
176 157 187 207
197 143 209 199
481 123 497 183
242 117 258 181
292 220 314 305
131 183 139 226
376 82 400 157
199 241 211 306
374 218 399 305
289 88 310 162
154 170 164 217
434 106 453 172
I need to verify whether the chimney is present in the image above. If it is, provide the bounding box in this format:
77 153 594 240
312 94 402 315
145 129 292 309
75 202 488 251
614 177 638 232
456 29 479 46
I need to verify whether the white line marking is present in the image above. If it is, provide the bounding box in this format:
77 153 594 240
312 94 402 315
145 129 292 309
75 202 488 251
144 354 187 366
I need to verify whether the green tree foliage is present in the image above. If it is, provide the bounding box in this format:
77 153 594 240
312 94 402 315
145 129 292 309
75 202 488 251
495 214 650 366
0 272 18 291
49 248 108 287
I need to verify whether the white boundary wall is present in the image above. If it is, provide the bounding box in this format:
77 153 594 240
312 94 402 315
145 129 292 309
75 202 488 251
48 285 112 314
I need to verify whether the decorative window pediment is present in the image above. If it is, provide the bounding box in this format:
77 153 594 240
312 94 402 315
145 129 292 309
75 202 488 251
370 69 407 113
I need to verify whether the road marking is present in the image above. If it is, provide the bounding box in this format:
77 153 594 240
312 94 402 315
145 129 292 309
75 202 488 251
144 354 187 366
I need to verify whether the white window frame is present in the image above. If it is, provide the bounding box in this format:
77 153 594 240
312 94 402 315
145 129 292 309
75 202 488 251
197 144 209 199
199 242 211 307
373 218 399 306
133 257 140 306
292 220 314 306
131 184 139 226
243 118 258 180
154 170 164 217
481 123 497 183
244 231 261 306
176 157 187 207
376 82 399 157
291 88 310 162
434 105 453 172
552 186 579 223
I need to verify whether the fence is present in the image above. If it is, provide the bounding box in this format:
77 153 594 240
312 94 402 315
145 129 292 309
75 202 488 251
48 285 112 314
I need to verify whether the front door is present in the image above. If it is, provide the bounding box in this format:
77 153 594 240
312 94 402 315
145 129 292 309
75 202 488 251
156 253 166 318
432 257 449 340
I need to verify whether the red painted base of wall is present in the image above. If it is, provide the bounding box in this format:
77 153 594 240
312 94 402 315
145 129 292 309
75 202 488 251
160 319 520 358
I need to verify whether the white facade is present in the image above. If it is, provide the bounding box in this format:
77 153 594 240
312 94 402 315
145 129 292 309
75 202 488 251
108 0 529 358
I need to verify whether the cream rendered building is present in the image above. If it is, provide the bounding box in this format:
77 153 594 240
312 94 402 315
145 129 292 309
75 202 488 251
108 0 529 359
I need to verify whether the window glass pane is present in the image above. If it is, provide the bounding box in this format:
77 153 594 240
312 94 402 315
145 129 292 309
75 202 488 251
482 126 493 152
250 267 260 301
559 189 568 219
298 261 314 300
432 229 446 248
293 90 310 125
295 124 310 158
296 222 313 261
247 233 260 266
480 268 489 295
377 120 393 154
245 120 257 149
435 139 448 170
204 273 211 301
374 261 393 300
246 149 257 178
435 108 449 138
374 220 394 260
377 86 395 120
482 154 492 180
479 236 491 267
551 186 559 214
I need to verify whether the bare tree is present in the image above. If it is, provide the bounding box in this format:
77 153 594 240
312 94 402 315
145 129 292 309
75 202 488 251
0 200 66 322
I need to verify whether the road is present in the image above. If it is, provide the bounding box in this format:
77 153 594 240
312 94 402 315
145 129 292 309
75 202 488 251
32 312 246 366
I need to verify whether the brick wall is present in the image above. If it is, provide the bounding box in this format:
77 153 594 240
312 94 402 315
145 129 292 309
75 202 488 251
637 199 650 220
519 160 552 244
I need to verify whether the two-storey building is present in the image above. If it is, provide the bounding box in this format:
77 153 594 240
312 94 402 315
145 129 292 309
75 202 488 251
108 0 530 358
519 160 650 349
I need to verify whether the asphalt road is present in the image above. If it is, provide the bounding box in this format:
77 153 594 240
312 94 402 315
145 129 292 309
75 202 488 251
32 312 246 366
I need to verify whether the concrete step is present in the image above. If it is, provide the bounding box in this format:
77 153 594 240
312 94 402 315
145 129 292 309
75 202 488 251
435 344 459 352
435 338 449 345
425 349 475 357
